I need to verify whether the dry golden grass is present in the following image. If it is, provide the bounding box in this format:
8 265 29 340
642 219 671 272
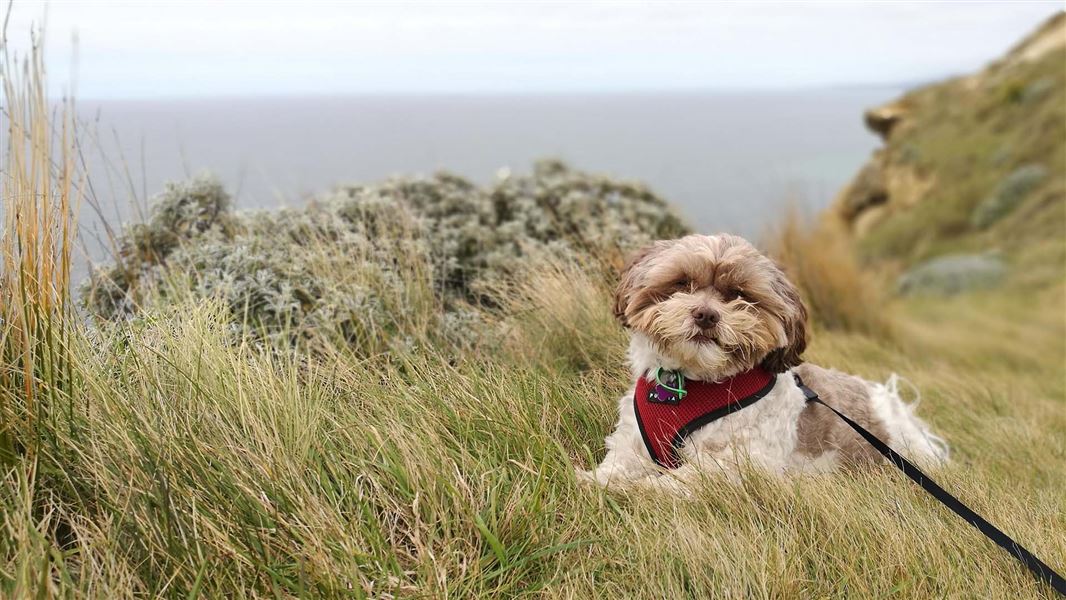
488 254 627 372
5 265 1058 598
763 207 892 337
0 25 83 465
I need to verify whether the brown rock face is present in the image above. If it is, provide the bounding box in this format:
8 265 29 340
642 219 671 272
863 103 908 141
837 159 888 222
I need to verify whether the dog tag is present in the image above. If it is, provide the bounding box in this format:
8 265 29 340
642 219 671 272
648 369 686 405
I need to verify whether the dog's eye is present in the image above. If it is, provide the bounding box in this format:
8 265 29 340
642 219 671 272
671 277 691 291
723 288 745 301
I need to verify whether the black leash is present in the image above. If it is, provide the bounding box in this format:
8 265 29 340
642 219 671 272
795 376 1066 596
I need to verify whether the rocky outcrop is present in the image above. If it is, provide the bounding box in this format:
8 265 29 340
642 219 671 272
863 101 909 140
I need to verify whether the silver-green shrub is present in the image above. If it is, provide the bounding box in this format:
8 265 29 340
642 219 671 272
83 160 688 351
971 164 1047 228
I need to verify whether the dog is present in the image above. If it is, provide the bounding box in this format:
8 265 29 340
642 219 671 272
580 233 948 489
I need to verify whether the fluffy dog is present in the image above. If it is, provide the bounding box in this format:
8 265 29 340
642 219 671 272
582 233 947 488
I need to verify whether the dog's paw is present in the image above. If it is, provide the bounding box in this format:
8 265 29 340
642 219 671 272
574 468 599 486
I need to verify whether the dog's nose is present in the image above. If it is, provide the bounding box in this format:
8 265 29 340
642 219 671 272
691 308 720 329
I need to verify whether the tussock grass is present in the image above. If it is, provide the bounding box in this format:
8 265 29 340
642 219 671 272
0 24 82 464
488 254 627 372
764 207 892 336
6 284 1062 597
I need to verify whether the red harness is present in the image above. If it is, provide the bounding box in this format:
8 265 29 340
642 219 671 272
634 367 777 468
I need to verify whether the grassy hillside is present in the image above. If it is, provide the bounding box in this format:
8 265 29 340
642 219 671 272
836 13 1065 284
5 264 1064 598
2 15 1064 600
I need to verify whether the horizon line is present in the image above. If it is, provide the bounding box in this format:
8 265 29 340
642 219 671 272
69 81 922 103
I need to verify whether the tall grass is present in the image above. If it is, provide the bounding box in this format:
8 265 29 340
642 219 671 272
486 253 626 372
764 207 892 336
0 25 82 465
0 22 93 597
10 263 1062 597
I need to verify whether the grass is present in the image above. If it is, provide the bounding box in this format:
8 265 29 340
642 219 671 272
0 22 82 466
2 17 1064 600
4 264 1063 597
763 207 891 337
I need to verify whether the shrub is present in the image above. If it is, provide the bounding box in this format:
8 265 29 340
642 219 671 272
83 161 689 352
971 164 1047 228
897 252 1005 296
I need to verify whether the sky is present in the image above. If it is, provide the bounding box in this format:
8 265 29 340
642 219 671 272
4 1 1063 98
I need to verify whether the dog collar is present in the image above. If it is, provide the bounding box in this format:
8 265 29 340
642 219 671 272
634 367 777 468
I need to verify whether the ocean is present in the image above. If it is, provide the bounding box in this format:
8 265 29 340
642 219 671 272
75 89 894 266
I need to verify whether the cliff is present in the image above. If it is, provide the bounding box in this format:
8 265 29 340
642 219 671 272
834 13 1065 285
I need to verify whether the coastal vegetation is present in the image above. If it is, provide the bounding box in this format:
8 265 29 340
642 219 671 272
2 14 1063 599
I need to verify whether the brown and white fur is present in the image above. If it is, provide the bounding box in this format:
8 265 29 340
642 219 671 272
581 234 947 489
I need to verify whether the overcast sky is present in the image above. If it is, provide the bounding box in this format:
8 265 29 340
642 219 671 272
5 1 1062 98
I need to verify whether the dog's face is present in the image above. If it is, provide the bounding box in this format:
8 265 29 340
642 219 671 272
614 234 807 378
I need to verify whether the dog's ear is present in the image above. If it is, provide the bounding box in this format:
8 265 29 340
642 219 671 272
759 264 809 373
613 242 665 327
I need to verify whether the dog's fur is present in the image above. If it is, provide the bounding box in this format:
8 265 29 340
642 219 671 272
582 234 947 489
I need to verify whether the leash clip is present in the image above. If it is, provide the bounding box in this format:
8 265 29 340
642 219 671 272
793 373 820 403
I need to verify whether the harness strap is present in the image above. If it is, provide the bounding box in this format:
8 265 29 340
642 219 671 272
796 375 1066 596
634 369 776 469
